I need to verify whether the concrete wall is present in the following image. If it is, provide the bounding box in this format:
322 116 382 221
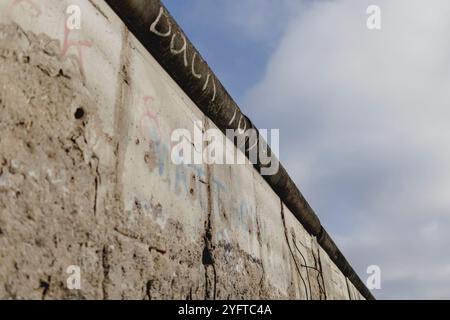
0 0 365 299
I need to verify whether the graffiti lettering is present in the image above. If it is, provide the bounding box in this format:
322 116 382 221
191 52 202 79
139 97 209 209
170 32 188 67
149 6 171 37
61 9 92 75
149 6 216 103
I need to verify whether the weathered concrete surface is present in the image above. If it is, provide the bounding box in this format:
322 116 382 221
0 0 368 299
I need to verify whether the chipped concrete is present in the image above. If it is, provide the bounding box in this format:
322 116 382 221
0 22 108 299
0 0 367 300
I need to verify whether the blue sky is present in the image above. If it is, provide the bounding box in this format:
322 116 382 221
163 0 304 103
163 0 450 299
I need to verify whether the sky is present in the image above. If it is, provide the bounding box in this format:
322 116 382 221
163 0 450 299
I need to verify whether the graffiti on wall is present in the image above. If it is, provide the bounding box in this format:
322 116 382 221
61 23 92 75
149 7 217 103
147 6 279 176
138 95 260 245
139 95 210 210
8 1 92 74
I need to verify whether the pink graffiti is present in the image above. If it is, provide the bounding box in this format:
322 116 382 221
8 1 92 76
140 96 162 143
139 96 178 153
9 0 41 17
61 24 92 75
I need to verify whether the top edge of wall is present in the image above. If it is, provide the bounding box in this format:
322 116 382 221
102 0 375 300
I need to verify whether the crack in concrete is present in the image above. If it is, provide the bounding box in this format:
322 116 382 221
88 0 109 20
346 278 353 300
293 238 312 300
202 120 217 300
113 227 166 254
314 247 327 299
279 199 309 300
255 213 267 294
39 276 51 300
101 245 110 300
90 155 100 216
202 168 217 300
113 24 131 193
145 280 153 300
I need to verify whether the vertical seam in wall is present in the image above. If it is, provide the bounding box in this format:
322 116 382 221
252 170 266 296
345 278 353 300
316 247 328 300
202 118 217 300
113 25 131 192
292 239 312 299
247 164 266 297
280 198 309 300
103 23 131 300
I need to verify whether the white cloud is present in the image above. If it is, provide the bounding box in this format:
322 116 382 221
222 0 303 42
244 0 450 299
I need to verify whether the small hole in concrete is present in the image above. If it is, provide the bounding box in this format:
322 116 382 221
74 107 85 119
